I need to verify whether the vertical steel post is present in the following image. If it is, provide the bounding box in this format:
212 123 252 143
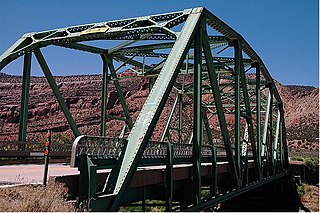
43 130 51 186
18 52 32 151
202 27 238 185
78 155 89 200
210 146 217 198
255 63 262 179
192 24 202 205
234 40 241 182
274 109 281 159
100 55 109 136
269 86 274 174
262 92 271 158
178 93 183 143
34 49 81 137
274 109 281 174
282 115 289 169
166 142 173 211
238 43 260 181
279 116 283 170
87 157 97 209
104 55 133 129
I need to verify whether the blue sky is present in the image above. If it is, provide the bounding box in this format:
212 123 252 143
0 0 318 87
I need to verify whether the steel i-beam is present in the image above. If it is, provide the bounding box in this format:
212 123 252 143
255 63 262 179
100 54 109 136
18 52 32 150
192 23 203 205
237 40 260 180
202 26 238 185
234 40 241 184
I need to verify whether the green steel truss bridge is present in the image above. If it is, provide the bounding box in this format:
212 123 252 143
1 7 291 211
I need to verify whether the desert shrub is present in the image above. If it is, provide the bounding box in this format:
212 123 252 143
51 133 72 144
0 183 75 212
291 156 304 161
304 157 319 184
296 184 305 198
201 189 211 199
304 157 319 171
119 200 165 212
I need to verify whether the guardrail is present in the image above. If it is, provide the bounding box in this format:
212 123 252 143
70 135 252 167
0 141 72 158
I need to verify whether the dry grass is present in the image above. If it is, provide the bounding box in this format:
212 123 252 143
301 184 319 212
0 183 75 212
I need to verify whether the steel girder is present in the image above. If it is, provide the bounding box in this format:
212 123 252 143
0 7 288 211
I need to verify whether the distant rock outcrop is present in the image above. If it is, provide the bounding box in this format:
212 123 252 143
0 73 318 156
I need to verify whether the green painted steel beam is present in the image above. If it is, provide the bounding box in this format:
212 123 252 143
160 94 179 142
55 43 107 54
178 93 183 143
100 55 109 136
106 9 203 211
34 49 81 137
262 91 271 158
210 146 217 198
254 62 263 180
103 55 133 129
279 116 283 170
18 52 32 150
115 35 226 55
87 157 98 203
113 54 152 72
165 142 173 211
0 35 32 71
234 40 241 183
202 27 238 184
269 86 274 174
237 41 260 180
273 109 281 174
192 23 203 205
282 115 289 169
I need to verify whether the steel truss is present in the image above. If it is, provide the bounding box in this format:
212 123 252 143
0 7 288 211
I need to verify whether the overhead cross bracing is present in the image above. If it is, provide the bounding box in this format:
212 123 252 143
0 7 289 211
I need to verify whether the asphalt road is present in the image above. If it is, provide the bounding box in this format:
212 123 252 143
0 163 79 187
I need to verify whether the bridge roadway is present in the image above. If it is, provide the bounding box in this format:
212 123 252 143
0 161 234 185
0 160 254 187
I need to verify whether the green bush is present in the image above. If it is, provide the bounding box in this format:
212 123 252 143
52 133 72 144
296 184 305 198
291 156 304 161
304 157 319 167
304 157 319 184
304 157 319 171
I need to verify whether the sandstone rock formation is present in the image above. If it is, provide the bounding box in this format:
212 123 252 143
0 72 318 157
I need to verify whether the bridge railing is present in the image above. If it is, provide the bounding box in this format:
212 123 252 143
0 141 71 157
70 135 242 167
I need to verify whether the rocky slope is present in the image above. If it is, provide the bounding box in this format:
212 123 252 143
0 72 318 155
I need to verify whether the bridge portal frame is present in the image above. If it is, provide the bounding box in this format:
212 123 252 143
0 7 289 211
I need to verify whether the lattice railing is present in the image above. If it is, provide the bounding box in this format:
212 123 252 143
71 135 229 167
